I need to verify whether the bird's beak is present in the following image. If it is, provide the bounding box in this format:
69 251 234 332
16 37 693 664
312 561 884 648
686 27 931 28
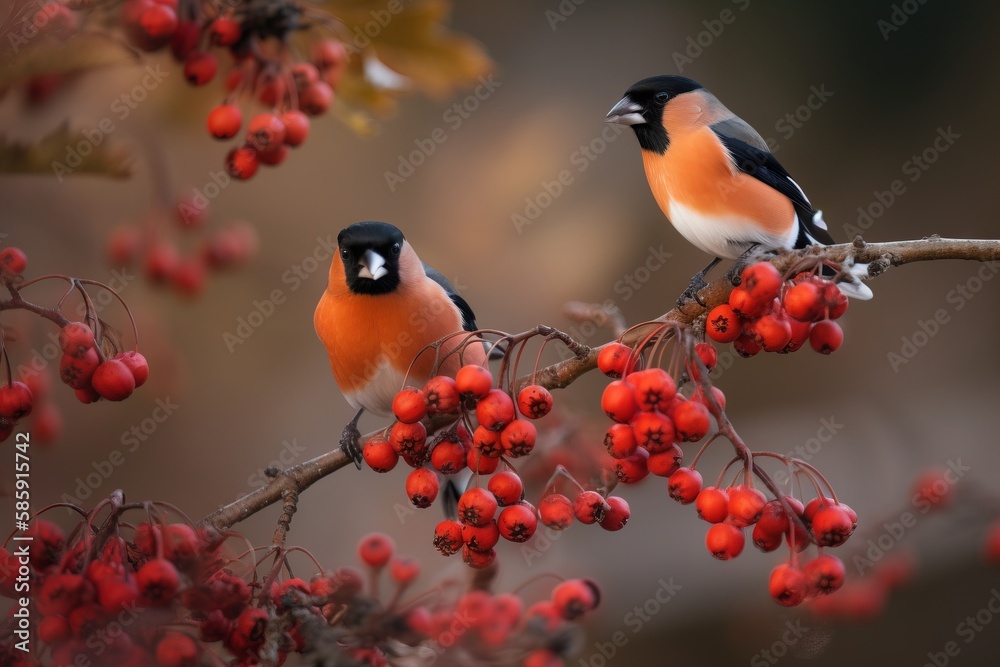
606 97 645 126
358 249 388 280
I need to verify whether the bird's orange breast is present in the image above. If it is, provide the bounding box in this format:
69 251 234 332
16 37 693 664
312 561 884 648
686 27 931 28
314 277 476 395
640 127 794 237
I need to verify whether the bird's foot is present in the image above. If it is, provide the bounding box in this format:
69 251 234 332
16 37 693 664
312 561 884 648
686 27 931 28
340 422 364 470
676 272 710 308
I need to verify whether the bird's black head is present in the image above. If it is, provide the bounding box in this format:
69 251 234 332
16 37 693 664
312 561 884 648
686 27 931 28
337 221 405 296
606 75 704 154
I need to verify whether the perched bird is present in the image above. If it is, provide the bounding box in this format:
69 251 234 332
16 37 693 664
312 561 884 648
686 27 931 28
315 221 486 465
606 75 871 300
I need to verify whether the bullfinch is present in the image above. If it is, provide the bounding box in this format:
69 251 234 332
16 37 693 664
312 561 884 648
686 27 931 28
606 75 871 301
314 221 486 466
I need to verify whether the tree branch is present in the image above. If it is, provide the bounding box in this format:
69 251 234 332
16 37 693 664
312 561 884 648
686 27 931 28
199 237 1000 531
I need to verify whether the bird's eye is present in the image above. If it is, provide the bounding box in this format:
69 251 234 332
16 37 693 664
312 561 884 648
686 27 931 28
654 91 669 104
340 249 350 261
391 242 401 256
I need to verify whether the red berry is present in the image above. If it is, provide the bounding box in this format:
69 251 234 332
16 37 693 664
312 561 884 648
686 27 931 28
727 485 767 527
668 467 702 504
781 316 813 353
389 420 427 458
803 553 846 596
457 488 498 527
467 447 499 474
172 257 206 296
741 262 782 300
247 112 286 151
604 423 638 458
362 436 398 472
706 523 745 560
573 490 609 524
913 468 954 510
500 419 536 457
183 51 217 86
137 558 180 605
0 382 32 420
392 386 427 424
0 247 27 277
358 532 394 568
59 348 99 389
461 545 496 569
630 410 675 453
38 615 71 644
170 19 199 59
728 285 767 319
311 39 347 72
59 322 95 357
139 4 177 40
822 283 849 319
517 384 553 419
106 226 141 266
155 630 199 667
163 523 200 566
769 563 808 607
455 365 493 399
538 493 574 530
433 520 464 556
783 281 824 322
114 351 149 387
488 470 523 506
462 518 500 554
671 400 710 442
706 304 743 343
498 503 537 542
551 579 599 620
225 144 259 180
91 360 136 401
405 467 439 508
144 240 179 282
597 342 633 378
208 16 241 46
630 368 676 412
750 311 792 352
280 110 310 147
37 573 89 616
300 80 334 115
473 424 502 458
599 496 630 531
477 389 515 431
423 375 461 414
612 448 650 484
810 506 855 547
601 380 638 423
646 444 683 477
694 342 717 371
695 487 729 523
809 320 843 354
733 331 762 358
207 104 243 139
429 431 466 474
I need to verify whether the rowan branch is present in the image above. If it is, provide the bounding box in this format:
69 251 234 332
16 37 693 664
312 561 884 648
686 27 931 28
199 236 1000 531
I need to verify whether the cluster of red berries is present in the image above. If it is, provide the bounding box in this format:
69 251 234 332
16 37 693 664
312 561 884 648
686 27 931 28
112 0 347 178
366 364 558 569
0 495 599 667
107 205 258 298
0 246 148 443
706 262 849 356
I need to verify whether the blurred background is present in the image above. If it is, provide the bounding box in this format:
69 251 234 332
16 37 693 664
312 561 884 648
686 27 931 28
3 0 1000 664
